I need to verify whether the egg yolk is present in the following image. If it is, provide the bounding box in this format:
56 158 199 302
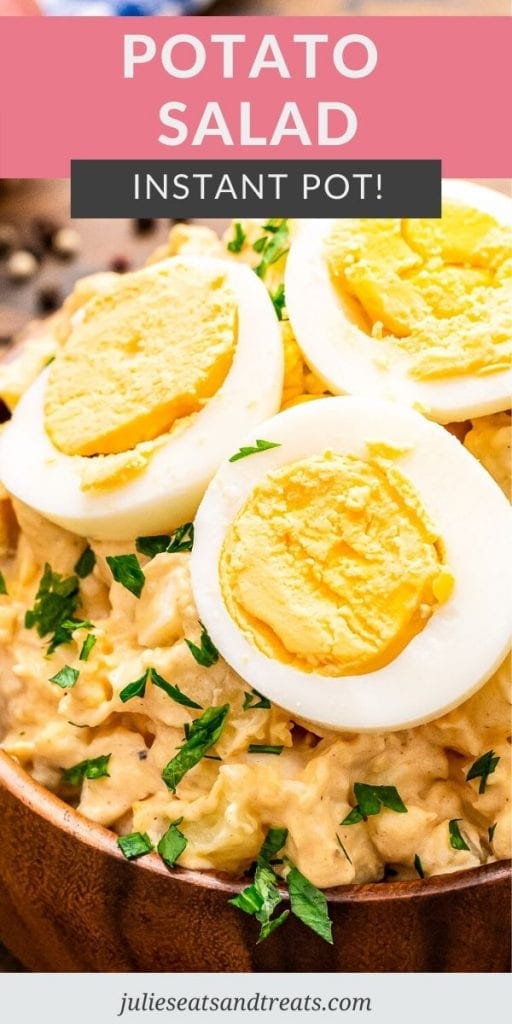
325 202 512 381
219 451 454 676
44 261 237 457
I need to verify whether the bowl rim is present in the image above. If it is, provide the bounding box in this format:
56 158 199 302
1 748 509 903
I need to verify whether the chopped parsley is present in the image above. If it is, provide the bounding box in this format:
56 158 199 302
248 744 283 755
449 819 470 852
252 235 267 254
227 221 246 253
341 783 407 825
117 832 153 860
262 219 282 233
286 860 333 944
243 688 271 711
185 625 219 668
414 854 425 879
270 282 286 320
48 665 79 689
259 827 288 864
58 618 94 646
229 828 289 942
254 220 290 279
25 563 80 653
229 439 281 463
120 667 202 709
488 823 497 844
229 830 332 945
335 833 352 865
119 671 148 703
148 667 202 710
230 861 288 943
79 633 96 662
161 704 229 792
157 819 188 868
0 571 8 595
62 753 111 786
106 554 145 598
466 750 500 794
135 523 194 559
74 546 96 579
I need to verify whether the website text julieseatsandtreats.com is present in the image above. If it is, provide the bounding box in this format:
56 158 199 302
116 991 372 1016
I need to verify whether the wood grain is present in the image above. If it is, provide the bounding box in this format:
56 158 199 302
0 751 510 972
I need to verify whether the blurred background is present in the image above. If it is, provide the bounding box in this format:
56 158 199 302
0 181 233 348
0 1 509 16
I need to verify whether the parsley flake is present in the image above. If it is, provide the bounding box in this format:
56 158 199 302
341 783 407 824
157 819 188 868
185 625 219 668
58 618 94 646
449 819 470 852
149 667 202 710
254 220 290 279
335 833 352 865
229 848 288 944
0 571 8 595
106 554 145 598
119 671 148 703
488 823 497 844
259 827 288 864
117 832 153 860
229 439 281 463
136 522 194 559
270 282 286 320
49 665 79 689
161 704 229 791
74 546 96 579
414 854 425 879
25 563 80 653
79 633 96 662
227 222 246 253
62 753 111 786
285 860 333 945
248 744 283 755
466 750 500 794
252 235 267 254
119 666 202 709
243 688 271 711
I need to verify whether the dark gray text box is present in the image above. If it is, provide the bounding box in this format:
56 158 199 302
71 160 441 219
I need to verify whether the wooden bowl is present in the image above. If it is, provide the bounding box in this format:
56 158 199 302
0 750 510 972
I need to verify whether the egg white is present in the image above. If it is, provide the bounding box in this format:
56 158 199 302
285 181 512 424
191 397 512 733
0 256 283 540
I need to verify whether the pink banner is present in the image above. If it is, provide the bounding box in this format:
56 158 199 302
0 16 510 178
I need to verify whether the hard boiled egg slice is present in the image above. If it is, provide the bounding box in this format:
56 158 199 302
0 256 283 540
285 181 512 424
191 397 512 732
